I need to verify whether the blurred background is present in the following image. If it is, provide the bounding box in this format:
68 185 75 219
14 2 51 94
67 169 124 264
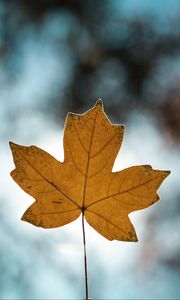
0 0 180 299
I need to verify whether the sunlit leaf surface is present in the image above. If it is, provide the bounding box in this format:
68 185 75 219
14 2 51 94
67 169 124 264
10 100 170 241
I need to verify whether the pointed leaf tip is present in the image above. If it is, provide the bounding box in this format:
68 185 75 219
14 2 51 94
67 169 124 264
117 124 125 130
130 235 138 242
21 215 25 221
9 141 14 148
95 99 103 107
9 141 18 151
165 170 171 175
9 141 20 149
21 212 28 222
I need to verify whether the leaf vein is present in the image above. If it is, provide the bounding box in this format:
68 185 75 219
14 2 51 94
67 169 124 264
87 209 128 235
72 117 88 154
82 108 99 207
67 145 86 177
90 132 117 159
86 175 162 208
17 149 80 209
33 208 80 216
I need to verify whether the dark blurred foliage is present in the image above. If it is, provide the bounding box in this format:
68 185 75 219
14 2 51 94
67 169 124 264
1 0 180 142
0 0 180 298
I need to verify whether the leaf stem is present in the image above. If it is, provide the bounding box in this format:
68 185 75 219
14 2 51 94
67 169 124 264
82 211 89 300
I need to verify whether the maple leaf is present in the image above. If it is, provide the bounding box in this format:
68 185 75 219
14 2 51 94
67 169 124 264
10 100 170 242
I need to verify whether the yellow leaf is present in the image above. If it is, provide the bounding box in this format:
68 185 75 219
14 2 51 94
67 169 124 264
10 100 170 241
